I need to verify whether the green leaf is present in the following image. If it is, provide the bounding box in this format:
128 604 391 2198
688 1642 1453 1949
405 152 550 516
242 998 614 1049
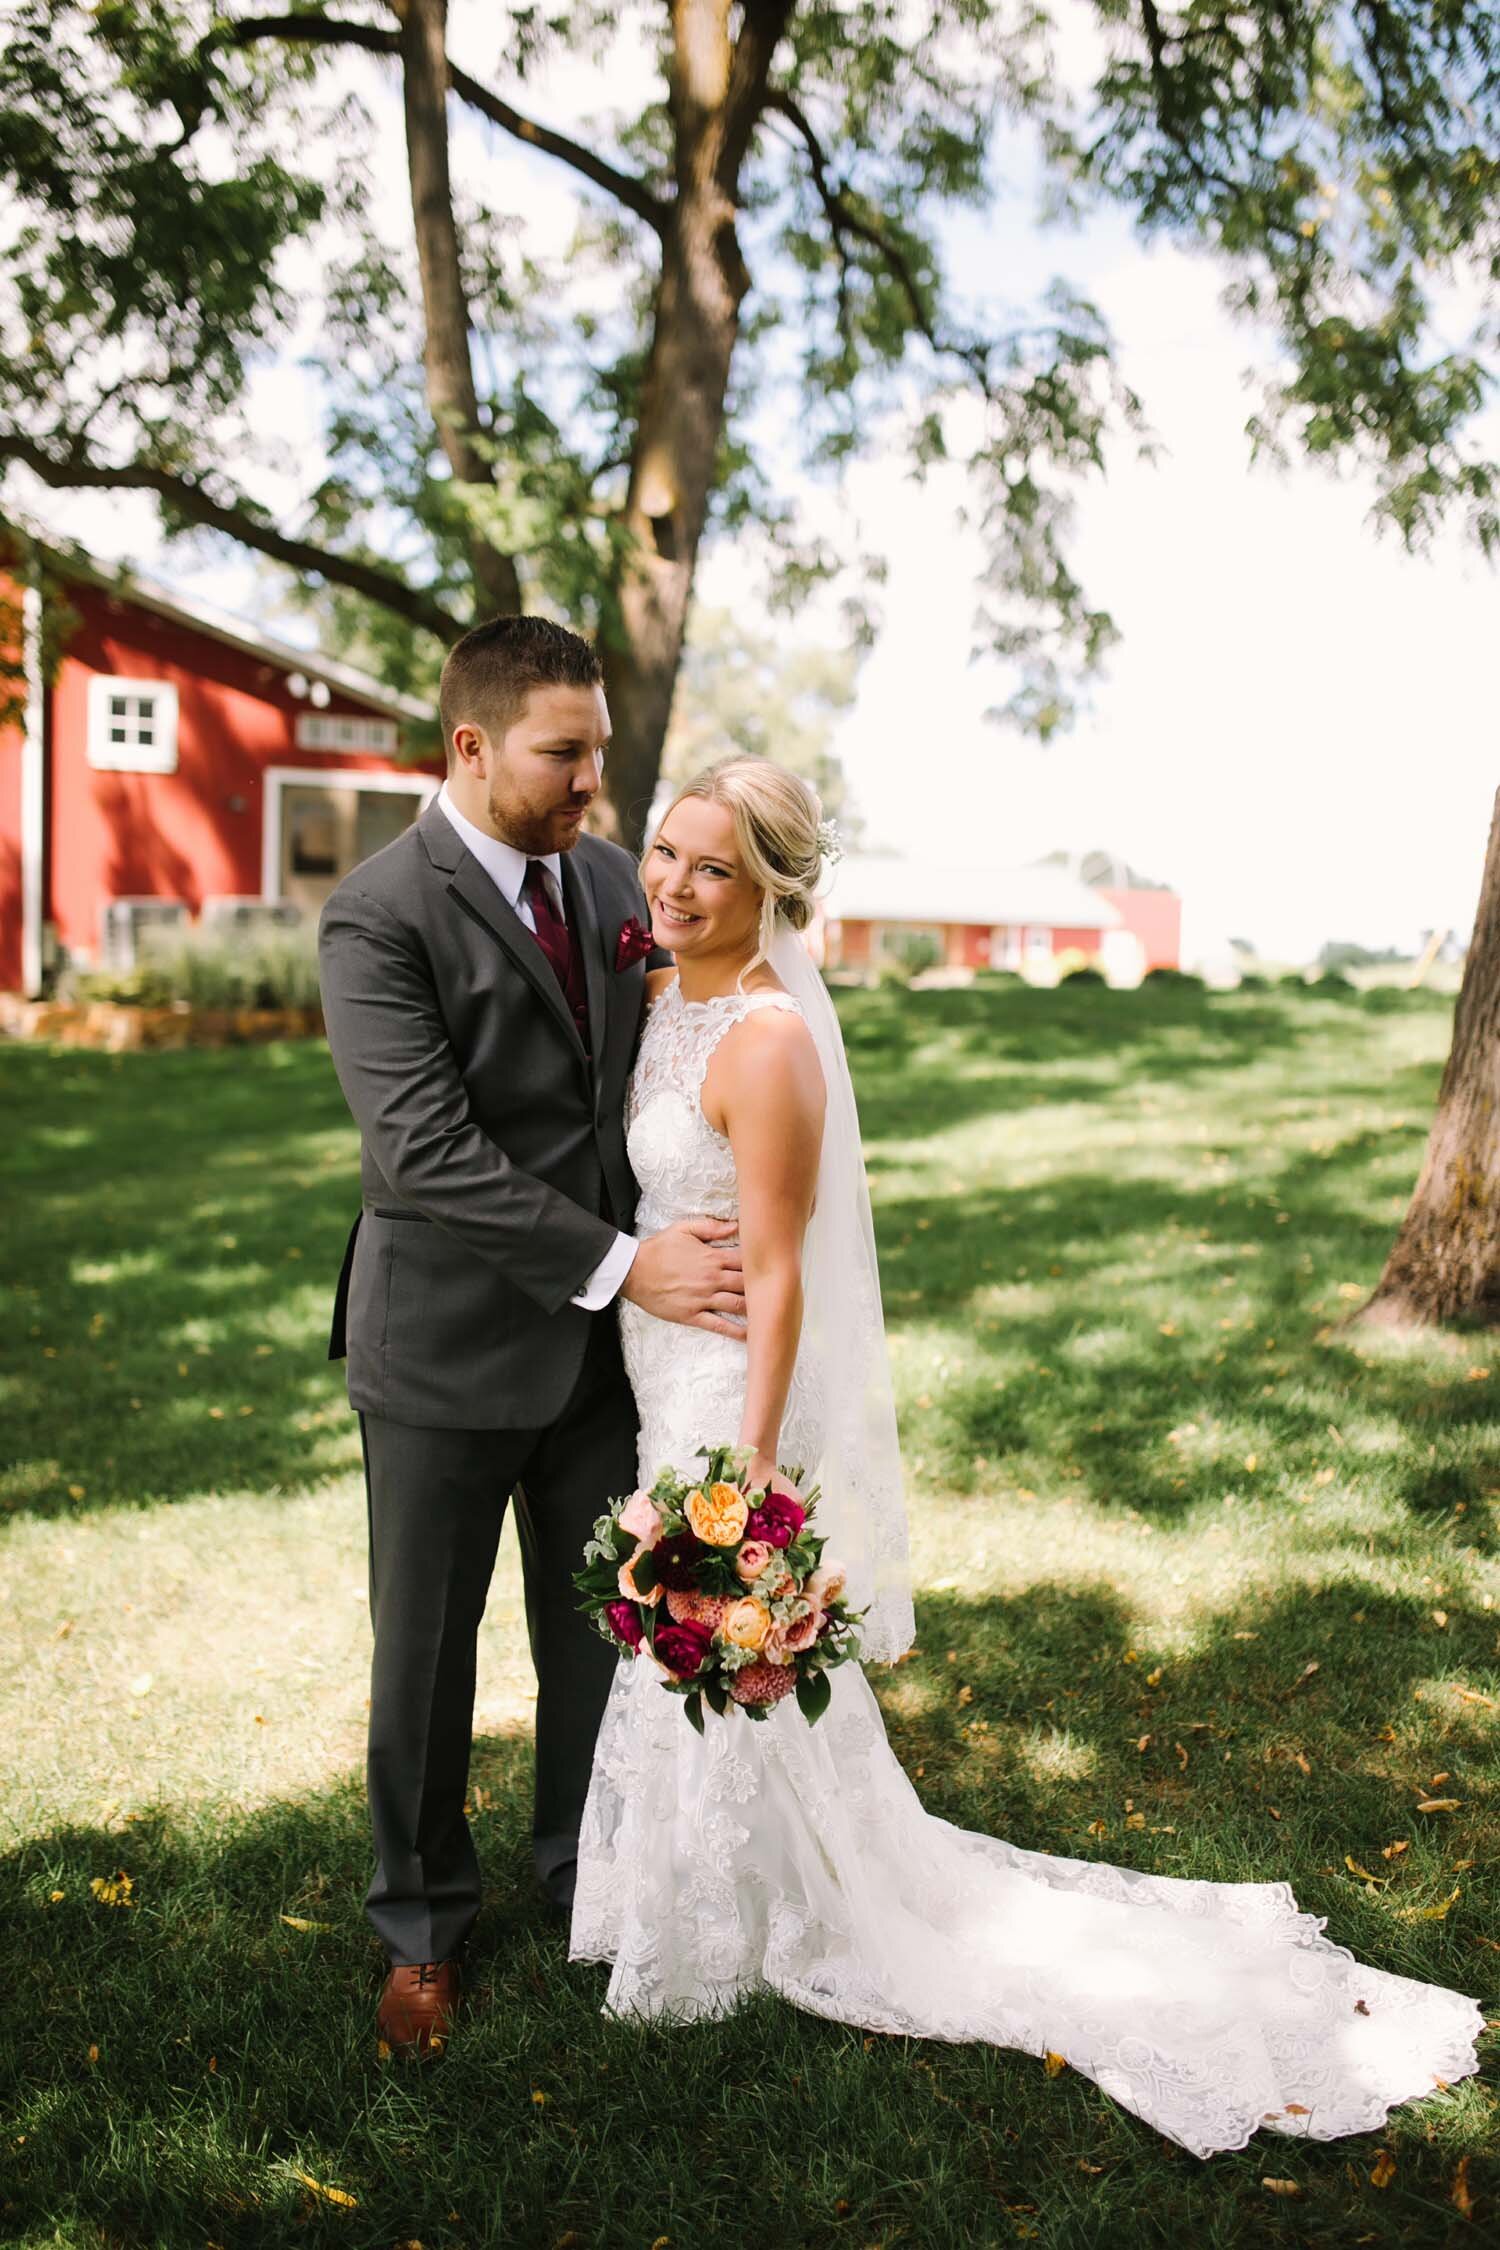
630 1547 658 1595
795 1668 833 1726
682 1691 705 1736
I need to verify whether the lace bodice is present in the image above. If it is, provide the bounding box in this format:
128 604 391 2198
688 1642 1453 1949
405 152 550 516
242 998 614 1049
626 982 805 1234
617 977 824 1489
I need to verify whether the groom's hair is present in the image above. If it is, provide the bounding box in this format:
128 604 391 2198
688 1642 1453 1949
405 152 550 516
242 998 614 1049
439 615 604 766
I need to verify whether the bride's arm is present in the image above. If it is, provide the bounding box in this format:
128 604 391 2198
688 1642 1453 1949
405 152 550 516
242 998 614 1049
705 1010 826 1486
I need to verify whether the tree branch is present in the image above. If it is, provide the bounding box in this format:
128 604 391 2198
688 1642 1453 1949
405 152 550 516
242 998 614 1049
0 434 463 639
717 0 797 192
766 90 992 390
221 11 670 235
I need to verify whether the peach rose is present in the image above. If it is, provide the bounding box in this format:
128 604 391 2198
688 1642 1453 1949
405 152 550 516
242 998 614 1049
764 1608 821 1667
734 1539 774 1583
722 1598 772 1652
617 1545 662 1607
805 1563 846 1610
618 1488 663 1546
686 1481 750 1547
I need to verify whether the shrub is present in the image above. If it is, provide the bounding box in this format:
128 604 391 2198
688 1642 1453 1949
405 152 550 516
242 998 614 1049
1059 964 1107 986
69 926 321 1012
886 931 943 976
1233 972 1270 992
1142 965 1205 990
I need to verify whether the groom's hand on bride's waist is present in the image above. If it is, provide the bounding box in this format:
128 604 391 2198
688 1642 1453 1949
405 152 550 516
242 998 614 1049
621 1217 746 1337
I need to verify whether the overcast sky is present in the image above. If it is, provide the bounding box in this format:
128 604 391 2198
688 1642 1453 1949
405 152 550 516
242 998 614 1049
12 8 1495 966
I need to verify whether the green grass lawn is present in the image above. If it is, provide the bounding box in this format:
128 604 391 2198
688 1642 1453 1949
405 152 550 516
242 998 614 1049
2 979 1497 2248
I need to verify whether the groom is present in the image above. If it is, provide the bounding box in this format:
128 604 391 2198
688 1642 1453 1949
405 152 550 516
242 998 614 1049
318 615 744 2055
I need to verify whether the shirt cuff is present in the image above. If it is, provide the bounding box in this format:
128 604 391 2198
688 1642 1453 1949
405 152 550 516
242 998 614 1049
572 1230 639 1311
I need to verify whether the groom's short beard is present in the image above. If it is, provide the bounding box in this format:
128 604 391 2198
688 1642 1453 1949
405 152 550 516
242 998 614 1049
486 779 588 855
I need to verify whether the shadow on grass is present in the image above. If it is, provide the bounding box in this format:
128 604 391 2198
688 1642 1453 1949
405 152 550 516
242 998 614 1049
2 1043 360 1519
3 1579 1494 2250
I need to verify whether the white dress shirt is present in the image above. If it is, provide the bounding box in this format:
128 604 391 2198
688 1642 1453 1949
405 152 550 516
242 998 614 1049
436 784 637 1312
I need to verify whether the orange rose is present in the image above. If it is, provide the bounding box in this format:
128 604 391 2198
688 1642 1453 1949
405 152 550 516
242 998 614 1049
686 1481 750 1546
722 1598 771 1652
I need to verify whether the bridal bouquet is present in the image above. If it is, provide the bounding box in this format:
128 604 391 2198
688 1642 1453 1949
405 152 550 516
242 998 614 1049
574 1444 863 1730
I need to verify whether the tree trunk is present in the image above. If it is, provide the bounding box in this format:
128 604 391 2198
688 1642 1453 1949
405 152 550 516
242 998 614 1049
1355 786 1500 1330
603 0 790 847
395 0 520 619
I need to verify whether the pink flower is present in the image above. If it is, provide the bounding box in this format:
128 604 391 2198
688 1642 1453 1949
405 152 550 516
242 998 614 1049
744 1492 805 1549
763 1608 821 1667
618 1488 663 1546
618 1545 661 1607
734 1539 774 1583
729 1660 797 1707
603 1599 644 1650
654 1618 714 1680
665 1587 731 1630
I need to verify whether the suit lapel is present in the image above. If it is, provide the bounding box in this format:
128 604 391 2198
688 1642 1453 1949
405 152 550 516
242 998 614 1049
419 805 587 1062
562 847 609 1064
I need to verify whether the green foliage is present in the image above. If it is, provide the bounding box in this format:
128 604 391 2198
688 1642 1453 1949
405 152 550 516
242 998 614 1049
1060 962 1107 985
1142 964 1205 989
69 926 321 1012
1 0 1496 763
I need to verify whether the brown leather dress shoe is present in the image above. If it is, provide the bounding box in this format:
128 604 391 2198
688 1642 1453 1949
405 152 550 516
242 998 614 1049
376 1959 461 2057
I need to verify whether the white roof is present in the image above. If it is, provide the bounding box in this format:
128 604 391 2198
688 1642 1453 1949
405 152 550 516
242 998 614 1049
823 854 1122 930
11 518 435 725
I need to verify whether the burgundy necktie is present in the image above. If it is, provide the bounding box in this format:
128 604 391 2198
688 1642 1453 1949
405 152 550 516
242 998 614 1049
522 859 590 1053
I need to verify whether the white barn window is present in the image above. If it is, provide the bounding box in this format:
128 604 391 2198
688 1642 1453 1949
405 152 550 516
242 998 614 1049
87 677 179 774
294 713 399 754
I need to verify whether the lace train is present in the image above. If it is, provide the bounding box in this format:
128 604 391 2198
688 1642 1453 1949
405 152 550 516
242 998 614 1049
572 1656 1484 2158
574 979 1485 2157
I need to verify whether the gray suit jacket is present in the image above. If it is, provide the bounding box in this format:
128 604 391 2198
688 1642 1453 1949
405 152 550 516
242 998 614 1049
318 800 650 1428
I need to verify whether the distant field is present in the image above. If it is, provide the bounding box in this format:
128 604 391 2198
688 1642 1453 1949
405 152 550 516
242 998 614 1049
1 978 1495 2248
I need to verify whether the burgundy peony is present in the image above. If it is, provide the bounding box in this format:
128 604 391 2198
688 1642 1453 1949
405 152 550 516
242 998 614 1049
744 1492 806 1549
604 1599 644 1650
653 1618 714 1679
652 1528 709 1590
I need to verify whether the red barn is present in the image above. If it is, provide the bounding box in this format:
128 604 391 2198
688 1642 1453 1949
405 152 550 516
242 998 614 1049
1 527 440 995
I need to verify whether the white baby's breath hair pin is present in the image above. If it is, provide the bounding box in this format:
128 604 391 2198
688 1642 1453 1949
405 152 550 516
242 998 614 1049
816 816 844 866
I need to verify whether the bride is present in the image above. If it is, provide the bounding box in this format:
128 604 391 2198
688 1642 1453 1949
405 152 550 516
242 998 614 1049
570 754 1484 2159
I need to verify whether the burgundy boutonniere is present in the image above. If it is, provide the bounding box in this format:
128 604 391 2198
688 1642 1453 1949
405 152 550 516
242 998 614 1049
614 916 654 973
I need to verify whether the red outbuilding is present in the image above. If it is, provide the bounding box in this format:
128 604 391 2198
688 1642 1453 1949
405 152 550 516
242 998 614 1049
1 525 440 994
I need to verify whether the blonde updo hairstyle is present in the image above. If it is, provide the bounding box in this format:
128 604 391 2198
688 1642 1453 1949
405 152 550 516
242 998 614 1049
653 755 825 985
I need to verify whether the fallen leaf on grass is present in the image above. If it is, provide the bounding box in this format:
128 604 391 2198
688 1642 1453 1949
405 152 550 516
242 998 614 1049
88 1872 134 1908
1136 1733 1152 1752
1289 1661 1320 1692
1429 1772 1450 1786
1370 2149 1397 2189
1452 2155 1473 2220
1381 1840 1408 1860
1345 1857 1388 1887
1232 1629 1258 1640
1295 1751 1312 1776
291 2171 357 2209
1433 1611 1449 1629
1262 2178 1302 2197
1415 1798 1461 1814
1146 1667 1163 1687
1455 1687 1495 1709
1395 1886 1460 1923
1043 2052 1067 2077
1077 2160 1104 2175
278 1915 333 1934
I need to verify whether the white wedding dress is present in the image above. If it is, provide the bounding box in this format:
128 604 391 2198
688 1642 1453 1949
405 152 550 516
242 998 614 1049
570 977 1485 2159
